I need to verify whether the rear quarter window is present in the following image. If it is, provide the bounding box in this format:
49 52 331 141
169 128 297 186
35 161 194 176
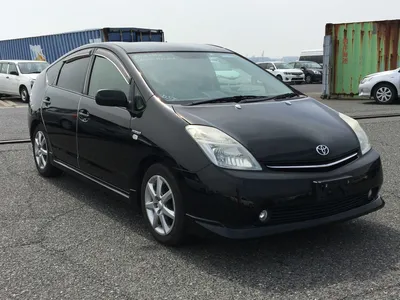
46 61 63 86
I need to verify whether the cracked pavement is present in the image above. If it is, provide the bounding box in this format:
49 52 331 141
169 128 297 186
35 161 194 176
0 116 400 299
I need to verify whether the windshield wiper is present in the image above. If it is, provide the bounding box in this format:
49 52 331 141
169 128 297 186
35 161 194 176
188 95 270 106
239 92 303 103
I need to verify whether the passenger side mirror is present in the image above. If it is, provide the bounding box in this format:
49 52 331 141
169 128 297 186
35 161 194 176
9 71 18 76
269 67 275 71
95 89 128 107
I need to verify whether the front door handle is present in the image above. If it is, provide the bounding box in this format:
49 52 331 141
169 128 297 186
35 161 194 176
78 109 90 121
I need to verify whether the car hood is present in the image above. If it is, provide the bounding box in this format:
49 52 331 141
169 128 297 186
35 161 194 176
277 68 304 73
366 68 400 78
23 73 39 80
215 70 241 79
172 98 360 165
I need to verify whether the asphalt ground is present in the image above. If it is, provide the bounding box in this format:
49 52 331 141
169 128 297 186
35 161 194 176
0 116 399 299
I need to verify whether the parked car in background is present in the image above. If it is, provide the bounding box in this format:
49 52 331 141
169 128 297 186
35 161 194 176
299 49 323 65
288 61 323 84
210 57 243 90
358 67 400 104
257 61 304 84
28 42 384 246
0 60 49 102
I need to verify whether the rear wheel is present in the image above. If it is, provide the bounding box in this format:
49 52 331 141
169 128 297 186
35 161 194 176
373 83 397 104
32 124 62 177
141 163 186 246
20 86 29 103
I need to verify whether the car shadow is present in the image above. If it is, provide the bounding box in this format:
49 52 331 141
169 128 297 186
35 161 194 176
45 173 399 294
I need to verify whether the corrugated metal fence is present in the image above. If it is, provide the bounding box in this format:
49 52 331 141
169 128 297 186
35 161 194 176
0 27 164 64
322 19 400 98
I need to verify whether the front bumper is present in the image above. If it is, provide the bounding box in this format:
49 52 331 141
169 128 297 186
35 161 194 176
311 73 322 82
180 149 384 239
358 82 373 98
282 74 305 83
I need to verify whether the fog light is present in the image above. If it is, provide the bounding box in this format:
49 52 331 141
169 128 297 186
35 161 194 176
368 189 373 199
259 210 268 222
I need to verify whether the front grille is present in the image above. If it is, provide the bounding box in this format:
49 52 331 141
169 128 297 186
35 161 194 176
266 192 372 226
265 150 359 172
291 72 303 76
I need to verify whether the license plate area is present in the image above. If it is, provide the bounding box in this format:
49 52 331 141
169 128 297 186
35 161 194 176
313 176 352 201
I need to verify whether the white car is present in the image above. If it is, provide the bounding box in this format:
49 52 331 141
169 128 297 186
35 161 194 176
358 67 400 104
257 61 305 84
0 60 49 102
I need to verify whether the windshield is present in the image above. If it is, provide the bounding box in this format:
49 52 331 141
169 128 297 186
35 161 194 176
274 63 291 69
303 61 322 69
129 52 293 104
18 62 49 74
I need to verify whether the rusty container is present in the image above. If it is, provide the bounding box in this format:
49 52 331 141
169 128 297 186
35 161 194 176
322 19 400 98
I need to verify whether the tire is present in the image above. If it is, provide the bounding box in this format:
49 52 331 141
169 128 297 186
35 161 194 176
20 86 30 103
276 75 283 81
32 124 62 177
141 163 186 246
373 83 397 104
305 75 312 84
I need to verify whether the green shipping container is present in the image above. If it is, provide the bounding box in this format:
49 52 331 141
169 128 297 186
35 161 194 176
322 19 400 98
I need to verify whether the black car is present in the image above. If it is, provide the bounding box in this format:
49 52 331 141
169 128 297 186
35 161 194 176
28 42 384 246
288 61 323 84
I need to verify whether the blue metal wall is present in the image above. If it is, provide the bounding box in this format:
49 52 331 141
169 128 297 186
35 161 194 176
0 27 164 63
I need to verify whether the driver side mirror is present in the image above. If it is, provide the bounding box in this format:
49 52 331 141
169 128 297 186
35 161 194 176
95 89 128 107
10 71 19 76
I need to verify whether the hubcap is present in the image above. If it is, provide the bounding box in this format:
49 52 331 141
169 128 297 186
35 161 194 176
376 87 392 102
144 175 176 236
34 131 48 169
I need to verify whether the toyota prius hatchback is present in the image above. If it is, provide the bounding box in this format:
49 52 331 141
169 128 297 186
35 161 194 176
28 42 384 246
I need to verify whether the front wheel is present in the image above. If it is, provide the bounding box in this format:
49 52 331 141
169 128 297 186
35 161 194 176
20 86 30 103
305 75 312 84
373 83 397 104
276 75 283 81
141 163 187 246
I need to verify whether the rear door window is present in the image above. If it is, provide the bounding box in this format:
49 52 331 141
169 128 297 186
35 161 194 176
56 57 91 93
0 63 8 74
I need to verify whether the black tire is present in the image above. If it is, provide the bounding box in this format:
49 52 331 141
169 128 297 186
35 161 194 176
32 124 62 177
20 86 30 103
373 83 397 104
141 163 186 246
276 75 283 81
305 74 312 84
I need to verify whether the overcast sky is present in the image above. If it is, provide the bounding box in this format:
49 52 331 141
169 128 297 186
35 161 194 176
2 0 398 57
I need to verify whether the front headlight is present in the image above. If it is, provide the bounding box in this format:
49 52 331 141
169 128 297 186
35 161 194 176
284 72 290 75
339 113 371 155
185 125 262 171
360 77 372 84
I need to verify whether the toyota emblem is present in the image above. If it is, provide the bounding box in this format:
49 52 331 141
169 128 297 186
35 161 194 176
316 145 329 156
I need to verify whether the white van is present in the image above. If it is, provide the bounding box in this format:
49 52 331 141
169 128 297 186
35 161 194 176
299 49 323 65
0 60 49 102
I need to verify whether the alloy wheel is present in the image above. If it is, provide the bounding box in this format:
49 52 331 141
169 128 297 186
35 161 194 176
144 175 176 236
34 131 48 169
376 87 392 103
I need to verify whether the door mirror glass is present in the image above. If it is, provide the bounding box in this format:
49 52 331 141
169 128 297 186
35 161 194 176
95 89 128 107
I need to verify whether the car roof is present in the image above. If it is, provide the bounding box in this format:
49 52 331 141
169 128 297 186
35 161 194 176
82 42 232 53
0 60 48 63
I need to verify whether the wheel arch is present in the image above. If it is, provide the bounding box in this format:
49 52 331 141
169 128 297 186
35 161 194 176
131 153 183 209
371 81 399 99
